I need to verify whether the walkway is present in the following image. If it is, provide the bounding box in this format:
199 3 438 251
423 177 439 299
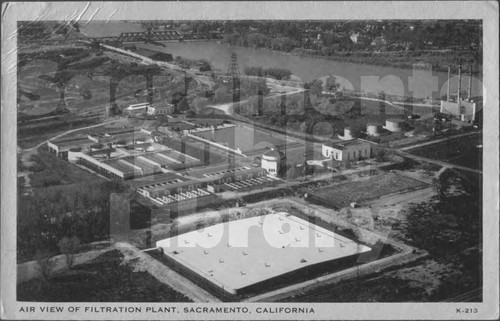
400 131 480 151
17 248 109 284
401 152 482 174
24 118 124 152
115 242 221 302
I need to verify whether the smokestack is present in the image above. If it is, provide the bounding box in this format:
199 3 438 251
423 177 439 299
457 65 462 102
468 65 473 101
447 65 451 102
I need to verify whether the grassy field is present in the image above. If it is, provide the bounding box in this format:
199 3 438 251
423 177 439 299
308 173 427 209
17 250 192 302
27 147 102 188
409 134 482 170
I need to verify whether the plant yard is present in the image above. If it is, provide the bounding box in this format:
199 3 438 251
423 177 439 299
307 173 428 209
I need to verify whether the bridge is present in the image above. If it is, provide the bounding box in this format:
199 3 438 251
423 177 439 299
90 30 221 44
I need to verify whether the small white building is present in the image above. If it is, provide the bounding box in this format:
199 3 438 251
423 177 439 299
126 102 150 112
366 122 383 136
147 104 173 116
261 148 286 176
338 127 354 140
322 139 373 162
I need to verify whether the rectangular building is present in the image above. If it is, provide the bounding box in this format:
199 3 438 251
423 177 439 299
322 139 373 161
147 103 174 116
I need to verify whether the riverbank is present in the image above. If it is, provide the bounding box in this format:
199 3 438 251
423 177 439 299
227 43 482 74
290 49 481 74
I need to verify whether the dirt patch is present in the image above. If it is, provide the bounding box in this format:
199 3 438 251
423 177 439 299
308 173 428 209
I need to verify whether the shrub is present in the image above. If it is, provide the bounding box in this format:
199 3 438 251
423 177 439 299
57 236 81 269
33 250 56 281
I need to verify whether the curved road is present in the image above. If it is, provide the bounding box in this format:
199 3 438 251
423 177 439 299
24 118 124 152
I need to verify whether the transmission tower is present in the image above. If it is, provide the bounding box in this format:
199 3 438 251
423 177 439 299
227 52 240 78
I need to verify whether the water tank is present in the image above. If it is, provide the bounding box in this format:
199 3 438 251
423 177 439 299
385 119 405 132
367 122 382 136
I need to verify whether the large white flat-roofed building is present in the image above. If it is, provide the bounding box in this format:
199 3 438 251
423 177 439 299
156 213 371 295
322 139 373 161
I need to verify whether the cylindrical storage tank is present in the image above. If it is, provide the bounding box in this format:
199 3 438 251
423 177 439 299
385 119 404 132
367 122 382 136
339 127 353 140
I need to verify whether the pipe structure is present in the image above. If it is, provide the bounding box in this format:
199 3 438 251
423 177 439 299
457 65 462 114
457 65 462 102
447 65 451 102
468 65 473 101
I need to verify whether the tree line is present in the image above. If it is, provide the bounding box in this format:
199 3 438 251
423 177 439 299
17 180 128 263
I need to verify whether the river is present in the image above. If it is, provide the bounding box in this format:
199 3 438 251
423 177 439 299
81 22 483 99
139 41 483 99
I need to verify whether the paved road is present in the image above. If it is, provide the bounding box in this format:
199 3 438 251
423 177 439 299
220 160 393 200
400 131 480 151
17 248 109 284
115 242 221 302
401 151 482 174
24 118 124 152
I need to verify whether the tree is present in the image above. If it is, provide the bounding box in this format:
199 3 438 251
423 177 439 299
240 78 270 98
264 68 292 80
199 62 211 72
213 87 231 104
375 148 386 162
244 66 264 77
309 79 324 96
433 169 453 201
57 236 81 269
191 97 209 113
349 123 365 139
325 75 340 93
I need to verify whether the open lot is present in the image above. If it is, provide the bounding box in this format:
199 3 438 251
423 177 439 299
407 134 482 170
23 147 102 189
17 250 192 302
308 173 428 209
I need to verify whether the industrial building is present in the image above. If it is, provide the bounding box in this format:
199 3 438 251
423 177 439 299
322 139 374 162
125 102 150 113
147 103 174 116
47 125 278 207
440 65 478 122
47 128 152 159
131 164 268 206
48 128 201 180
125 102 173 117
261 148 286 176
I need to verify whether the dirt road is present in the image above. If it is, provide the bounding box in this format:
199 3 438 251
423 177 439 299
115 242 221 302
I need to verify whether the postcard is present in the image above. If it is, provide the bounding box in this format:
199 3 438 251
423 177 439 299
1 1 498 320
